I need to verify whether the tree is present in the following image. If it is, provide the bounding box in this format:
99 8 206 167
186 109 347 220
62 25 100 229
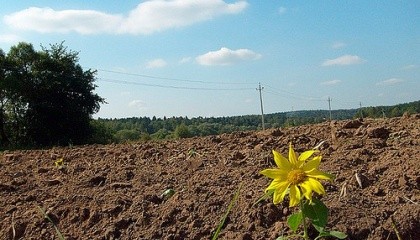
1 42 104 147
174 123 191 139
0 49 9 145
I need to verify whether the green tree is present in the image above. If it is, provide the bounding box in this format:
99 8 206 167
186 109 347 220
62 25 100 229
1 42 104 147
0 49 9 146
151 128 171 139
174 123 191 139
89 120 114 144
114 129 141 142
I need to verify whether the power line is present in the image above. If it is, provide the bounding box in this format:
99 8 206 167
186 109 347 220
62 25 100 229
263 88 325 101
263 83 325 101
97 69 256 85
98 78 255 91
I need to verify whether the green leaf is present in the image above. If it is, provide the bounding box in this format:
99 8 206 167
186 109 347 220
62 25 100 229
313 224 324 233
328 231 347 239
287 211 303 232
302 198 328 228
315 230 347 240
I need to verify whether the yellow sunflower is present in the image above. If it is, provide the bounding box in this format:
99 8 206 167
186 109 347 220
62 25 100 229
260 144 333 207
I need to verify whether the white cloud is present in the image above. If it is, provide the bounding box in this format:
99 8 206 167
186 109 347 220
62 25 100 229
0 33 23 43
179 57 192 64
146 59 167 69
401 64 416 70
322 55 365 66
128 100 146 109
321 79 342 85
278 7 287 15
376 78 405 86
121 0 248 34
332 41 346 49
196 47 261 66
4 0 248 35
4 7 123 34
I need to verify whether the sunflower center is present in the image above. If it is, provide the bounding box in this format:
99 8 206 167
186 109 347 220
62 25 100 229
287 169 306 185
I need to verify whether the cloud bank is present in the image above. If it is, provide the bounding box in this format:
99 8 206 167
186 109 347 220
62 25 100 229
4 0 248 35
196 47 261 66
401 64 416 70
376 78 404 86
322 55 365 66
0 33 23 43
331 41 346 49
146 59 167 69
321 79 342 86
128 100 146 109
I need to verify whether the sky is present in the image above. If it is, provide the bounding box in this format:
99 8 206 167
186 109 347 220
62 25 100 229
0 0 418 119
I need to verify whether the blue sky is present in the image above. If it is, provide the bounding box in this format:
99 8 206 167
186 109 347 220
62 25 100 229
0 0 418 118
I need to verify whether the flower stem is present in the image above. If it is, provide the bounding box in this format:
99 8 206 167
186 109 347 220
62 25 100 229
300 200 309 240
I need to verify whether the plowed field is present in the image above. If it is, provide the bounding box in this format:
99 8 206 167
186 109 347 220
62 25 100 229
1 115 419 239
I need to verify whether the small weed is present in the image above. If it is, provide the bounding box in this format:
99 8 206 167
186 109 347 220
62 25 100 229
36 206 65 240
187 148 202 158
212 183 242 240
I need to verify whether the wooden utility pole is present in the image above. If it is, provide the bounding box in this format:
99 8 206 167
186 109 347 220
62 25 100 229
257 83 265 130
359 102 363 119
328 97 332 121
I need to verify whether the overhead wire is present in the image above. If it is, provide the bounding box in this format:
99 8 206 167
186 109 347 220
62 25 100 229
263 83 325 101
98 78 255 91
263 86 325 101
97 69 256 85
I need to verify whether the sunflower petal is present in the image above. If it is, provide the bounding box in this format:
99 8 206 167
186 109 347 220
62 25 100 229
265 179 288 192
289 144 299 166
306 169 334 181
272 150 292 171
306 178 326 195
302 156 321 172
298 149 319 162
272 182 291 204
299 181 314 202
260 169 288 179
289 185 301 207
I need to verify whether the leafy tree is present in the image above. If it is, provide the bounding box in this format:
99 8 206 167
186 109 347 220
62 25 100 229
0 42 104 147
89 120 114 144
151 128 171 139
174 123 191 139
114 129 141 142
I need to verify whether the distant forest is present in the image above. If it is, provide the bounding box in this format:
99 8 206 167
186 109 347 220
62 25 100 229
93 100 419 143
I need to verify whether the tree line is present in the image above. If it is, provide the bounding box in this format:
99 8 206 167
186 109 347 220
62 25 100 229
95 100 419 143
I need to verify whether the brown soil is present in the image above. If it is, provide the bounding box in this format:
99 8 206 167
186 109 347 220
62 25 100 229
1 115 419 240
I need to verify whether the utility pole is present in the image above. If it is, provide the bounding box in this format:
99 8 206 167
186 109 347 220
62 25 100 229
257 83 265 130
359 102 363 119
327 97 332 121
